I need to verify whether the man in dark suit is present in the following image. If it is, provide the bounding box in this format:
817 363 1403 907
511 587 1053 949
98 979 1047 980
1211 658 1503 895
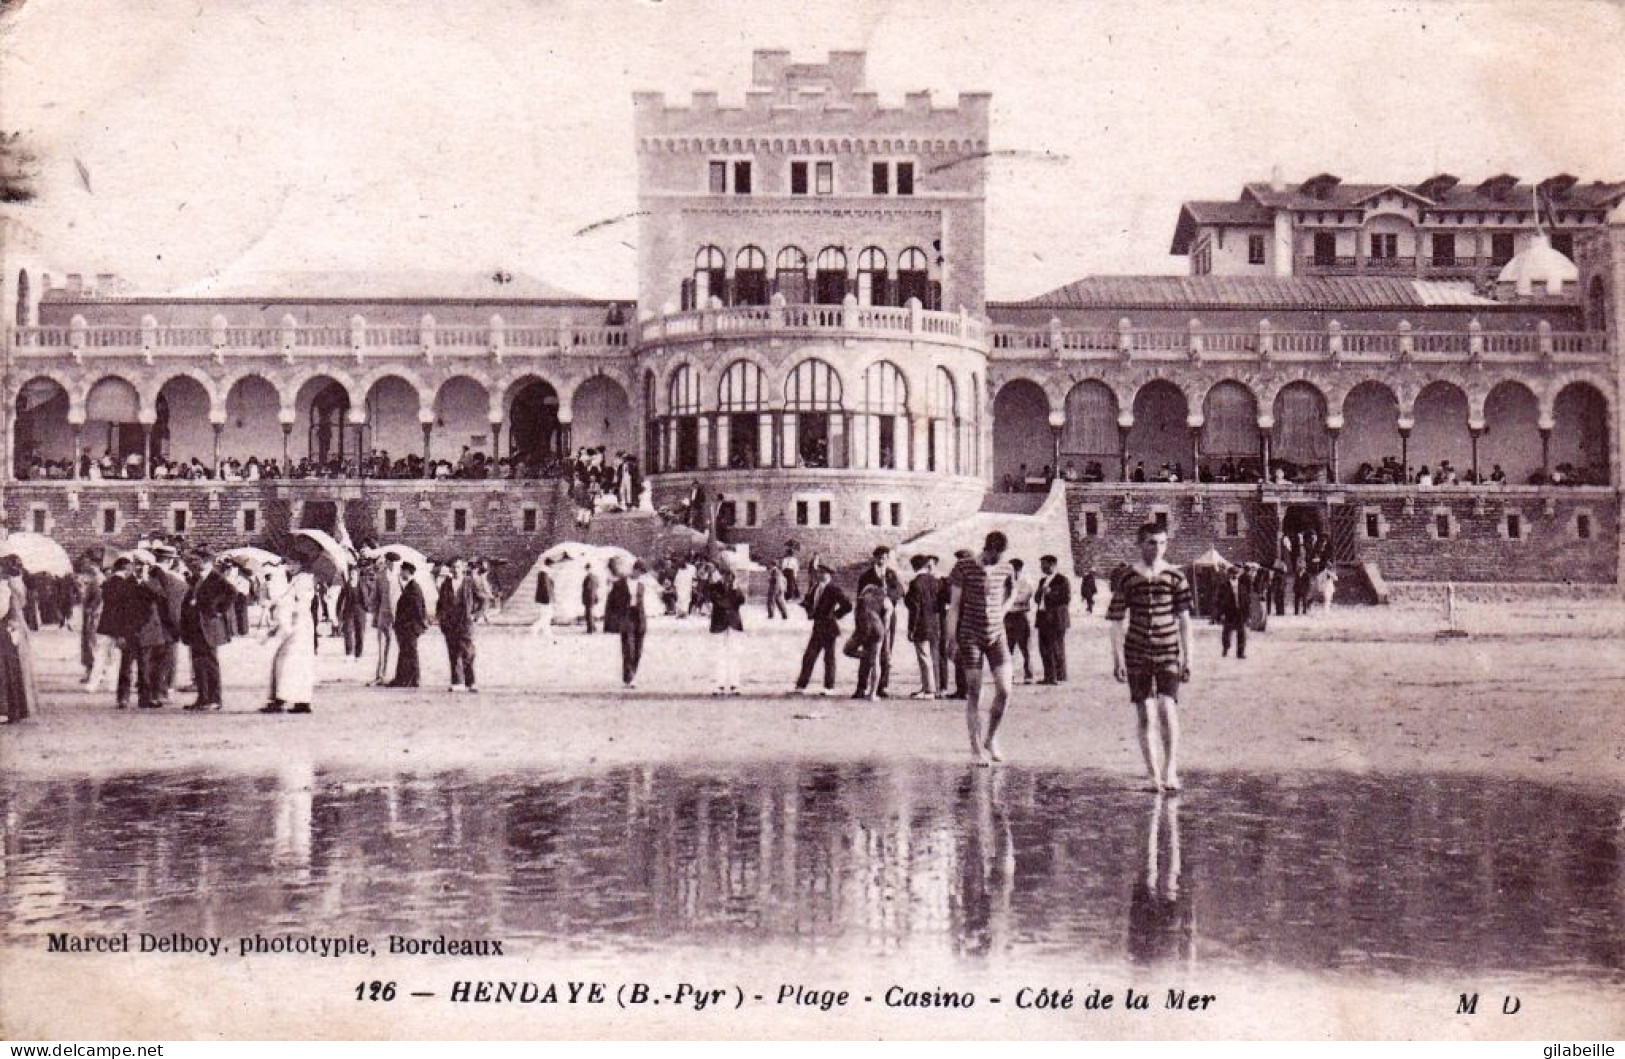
581 562 600 634
437 558 479 693
1034 554 1072 684
336 565 368 659
98 557 171 709
903 554 945 698
1217 564 1253 660
794 565 851 696
181 557 247 710
148 547 189 703
389 563 429 688
855 546 905 698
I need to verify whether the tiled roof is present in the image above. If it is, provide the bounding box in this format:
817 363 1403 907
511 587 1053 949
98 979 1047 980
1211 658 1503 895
1241 179 1625 213
1170 201 1274 253
172 269 590 302
999 275 1497 311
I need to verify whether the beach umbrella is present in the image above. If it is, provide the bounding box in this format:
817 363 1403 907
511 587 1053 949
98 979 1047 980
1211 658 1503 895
540 541 594 564
291 529 355 582
0 532 73 576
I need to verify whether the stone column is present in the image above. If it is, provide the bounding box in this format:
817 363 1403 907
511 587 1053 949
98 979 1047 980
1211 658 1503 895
281 424 292 469
421 422 433 477
72 424 84 480
1469 426 1482 483
1540 426 1552 481
1117 424 1131 482
212 423 223 477
1399 427 1411 479
1328 428 1341 483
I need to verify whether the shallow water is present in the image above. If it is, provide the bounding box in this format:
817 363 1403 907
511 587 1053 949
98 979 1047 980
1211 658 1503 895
2 764 1620 983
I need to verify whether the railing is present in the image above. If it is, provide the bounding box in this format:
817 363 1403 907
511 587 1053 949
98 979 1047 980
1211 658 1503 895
989 318 1609 366
639 301 986 347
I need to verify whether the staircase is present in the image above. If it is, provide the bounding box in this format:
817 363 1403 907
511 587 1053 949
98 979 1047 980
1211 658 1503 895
896 480 1077 591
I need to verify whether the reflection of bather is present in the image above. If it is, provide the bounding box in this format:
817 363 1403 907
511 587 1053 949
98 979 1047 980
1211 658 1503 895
1127 794 1195 967
955 768 1015 958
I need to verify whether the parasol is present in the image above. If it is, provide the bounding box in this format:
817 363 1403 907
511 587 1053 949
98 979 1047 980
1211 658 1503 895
0 533 73 576
291 529 355 582
219 546 283 571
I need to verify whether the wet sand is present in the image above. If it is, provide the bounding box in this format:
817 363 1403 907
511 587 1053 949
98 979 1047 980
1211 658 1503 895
5 600 1623 788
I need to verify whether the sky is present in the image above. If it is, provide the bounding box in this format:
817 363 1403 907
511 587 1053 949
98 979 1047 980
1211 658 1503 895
2 0 1623 302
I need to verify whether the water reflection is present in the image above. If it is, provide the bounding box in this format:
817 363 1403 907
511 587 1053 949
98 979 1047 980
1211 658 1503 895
2 764 1620 981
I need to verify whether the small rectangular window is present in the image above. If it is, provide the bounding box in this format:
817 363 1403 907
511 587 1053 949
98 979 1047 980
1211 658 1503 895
1371 233 1398 260
102 508 117 533
709 161 727 194
453 508 468 533
1084 511 1099 537
1491 232 1516 266
870 500 881 526
31 509 46 534
790 161 808 196
243 508 258 534
172 508 188 533
872 162 889 195
383 509 398 534
1224 512 1240 537
1248 235 1266 265
1365 513 1380 538
815 161 833 195
1153 511 1169 531
733 160 752 195
890 502 902 527
1506 514 1522 540
796 500 809 526
522 507 538 532
1313 231 1337 266
896 162 914 196
745 501 758 528
1435 513 1451 539
1431 232 1456 266
1577 513 1592 540
819 500 832 526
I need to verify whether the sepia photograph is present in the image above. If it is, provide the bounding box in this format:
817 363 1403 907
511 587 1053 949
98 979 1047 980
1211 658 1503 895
0 0 1622 1042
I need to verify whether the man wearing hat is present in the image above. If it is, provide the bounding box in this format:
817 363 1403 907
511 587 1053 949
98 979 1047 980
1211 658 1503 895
98 557 171 709
1216 563 1253 660
368 551 402 685
148 545 189 704
1034 554 1072 685
389 562 428 688
181 556 249 710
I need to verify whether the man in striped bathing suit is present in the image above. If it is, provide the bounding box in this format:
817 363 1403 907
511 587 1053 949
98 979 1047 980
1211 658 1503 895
1107 522 1194 792
946 530 1016 766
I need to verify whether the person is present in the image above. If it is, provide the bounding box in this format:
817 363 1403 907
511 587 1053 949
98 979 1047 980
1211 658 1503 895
437 558 479 693
148 547 189 704
673 560 695 619
851 579 889 700
389 563 429 688
764 560 788 620
1292 543 1312 616
1034 554 1072 684
79 562 108 686
181 557 246 710
529 558 556 641
99 557 171 710
581 561 601 633
1078 564 1097 615
1216 564 1251 661
1245 563 1270 633
605 559 648 688
1270 540 1290 617
0 557 37 723
946 531 1016 766
261 559 318 714
1002 558 1036 685
1315 565 1338 613
336 565 368 660
780 543 801 601
794 565 851 696
1490 464 1507 484
855 546 904 697
1107 522 1195 792
368 552 402 685
708 567 745 696
903 554 945 699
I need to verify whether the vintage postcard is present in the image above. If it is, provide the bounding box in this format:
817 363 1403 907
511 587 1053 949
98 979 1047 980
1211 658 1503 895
1 0 1622 1042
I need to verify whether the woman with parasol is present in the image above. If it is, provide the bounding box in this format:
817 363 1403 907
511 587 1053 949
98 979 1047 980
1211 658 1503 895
260 557 318 715
0 555 38 723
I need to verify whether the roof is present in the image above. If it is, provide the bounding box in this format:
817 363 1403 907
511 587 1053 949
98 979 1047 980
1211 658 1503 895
999 275 1498 312
1170 201 1275 253
1173 177 1625 253
171 269 590 302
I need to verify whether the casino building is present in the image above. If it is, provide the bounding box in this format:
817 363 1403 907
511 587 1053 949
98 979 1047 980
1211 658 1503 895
2 49 1622 593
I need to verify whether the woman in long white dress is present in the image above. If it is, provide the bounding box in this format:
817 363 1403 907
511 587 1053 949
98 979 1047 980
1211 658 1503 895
0 560 37 724
261 560 318 715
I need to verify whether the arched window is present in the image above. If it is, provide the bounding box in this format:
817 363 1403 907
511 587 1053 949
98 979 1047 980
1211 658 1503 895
1062 381 1118 480
857 247 888 307
688 245 725 310
859 361 907 469
665 364 701 471
775 246 808 304
717 360 770 468
735 246 768 306
1272 382 1330 480
898 247 931 308
783 359 843 469
929 366 958 474
814 246 848 305
1201 380 1260 481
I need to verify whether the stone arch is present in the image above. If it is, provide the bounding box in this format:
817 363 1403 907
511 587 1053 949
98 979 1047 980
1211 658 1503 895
153 373 215 466
1542 372 1614 426
1200 378 1259 474
1341 379 1403 482
428 374 496 464
1125 379 1190 480
992 377 1050 487
1481 379 1542 484
1272 380 1332 474
1549 378 1612 484
291 372 359 470
569 373 633 456
1410 379 1472 480
12 373 75 472
285 367 359 416
1060 379 1118 472
146 367 222 420
359 367 432 413
83 371 146 421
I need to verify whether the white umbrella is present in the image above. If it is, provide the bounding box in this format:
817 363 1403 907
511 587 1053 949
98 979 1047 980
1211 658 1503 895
220 546 282 571
292 529 355 581
540 541 594 563
1190 547 1231 568
0 532 73 576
